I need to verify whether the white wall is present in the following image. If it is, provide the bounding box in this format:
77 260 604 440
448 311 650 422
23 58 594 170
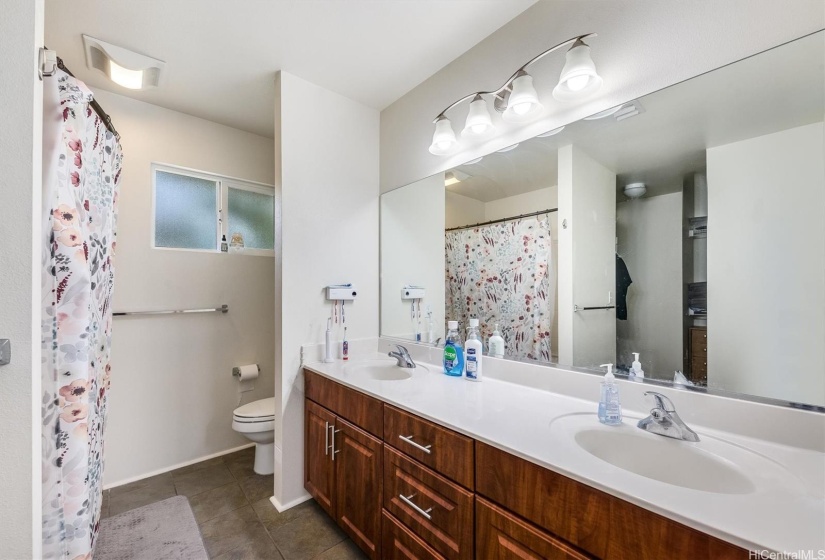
445 191 485 229
484 186 557 223
275 72 379 508
94 90 276 485
381 175 445 341
558 145 616 368
707 122 825 405
0 0 42 555
380 0 824 192
616 193 683 378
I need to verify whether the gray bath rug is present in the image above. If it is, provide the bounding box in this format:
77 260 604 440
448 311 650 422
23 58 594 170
95 495 208 560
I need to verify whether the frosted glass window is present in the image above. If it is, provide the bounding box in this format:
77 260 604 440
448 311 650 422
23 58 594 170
154 171 217 250
228 187 275 250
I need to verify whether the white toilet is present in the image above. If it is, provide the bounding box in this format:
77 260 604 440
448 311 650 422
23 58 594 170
232 397 275 475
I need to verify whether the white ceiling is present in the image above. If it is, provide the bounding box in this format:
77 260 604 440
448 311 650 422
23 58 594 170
45 0 536 138
448 30 825 202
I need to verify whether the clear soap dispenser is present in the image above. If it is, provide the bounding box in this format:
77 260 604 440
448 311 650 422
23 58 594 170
598 363 622 426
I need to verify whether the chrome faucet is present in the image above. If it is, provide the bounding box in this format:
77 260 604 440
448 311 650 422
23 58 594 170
637 391 700 442
388 344 416 368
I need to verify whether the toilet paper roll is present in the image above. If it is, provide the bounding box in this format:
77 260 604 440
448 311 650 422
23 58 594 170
234 364 259 393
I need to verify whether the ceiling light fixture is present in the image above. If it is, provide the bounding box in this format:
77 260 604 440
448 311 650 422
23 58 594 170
624 182 647 198
444 169 471 187
584 104 624 120
429 33 602 155
83 35 166 90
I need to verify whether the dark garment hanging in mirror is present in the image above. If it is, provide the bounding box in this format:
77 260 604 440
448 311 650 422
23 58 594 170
616 254 632 320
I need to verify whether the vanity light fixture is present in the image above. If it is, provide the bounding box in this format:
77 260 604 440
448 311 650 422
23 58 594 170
429 33 602 155
462 95 496 138
83 35 166 90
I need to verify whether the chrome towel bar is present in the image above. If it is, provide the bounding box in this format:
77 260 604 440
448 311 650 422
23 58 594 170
113 305 228 317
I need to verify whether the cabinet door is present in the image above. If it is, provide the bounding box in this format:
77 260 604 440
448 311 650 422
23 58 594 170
476 497 593 560
334 417 383 559
305 399 336 517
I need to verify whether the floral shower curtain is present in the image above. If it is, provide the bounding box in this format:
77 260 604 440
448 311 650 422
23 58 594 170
445 217 554 361
41 71 123 559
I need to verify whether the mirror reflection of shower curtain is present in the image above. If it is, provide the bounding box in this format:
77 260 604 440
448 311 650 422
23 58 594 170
41 71 123 559
445 217 554 361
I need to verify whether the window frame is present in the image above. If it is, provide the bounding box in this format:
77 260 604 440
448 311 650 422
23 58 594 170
151 162 276 257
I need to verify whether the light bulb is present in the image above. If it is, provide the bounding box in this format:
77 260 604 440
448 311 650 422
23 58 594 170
565 75 590 92
513 102 533 115
429 116 458 155
462 95 496 139
502 72 542 123
553 40 603 102
108 59 144 89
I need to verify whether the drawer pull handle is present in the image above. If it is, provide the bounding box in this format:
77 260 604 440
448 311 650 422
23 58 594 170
399 435 432 454
399 493 433 520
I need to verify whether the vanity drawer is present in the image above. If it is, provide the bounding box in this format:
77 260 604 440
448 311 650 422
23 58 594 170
476 497 593 560
383 404 474 489
476 442 747 559
305 369 383 438
690 328 707 355
691 358 707 374
382 511 446 560
383 445 474 560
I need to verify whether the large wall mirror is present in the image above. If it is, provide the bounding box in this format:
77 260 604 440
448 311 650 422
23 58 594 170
380 31 824 409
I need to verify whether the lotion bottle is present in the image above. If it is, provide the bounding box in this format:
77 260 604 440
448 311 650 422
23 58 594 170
630 352 644 380
464 318 483 382
598 363 622 425
488 323 505 358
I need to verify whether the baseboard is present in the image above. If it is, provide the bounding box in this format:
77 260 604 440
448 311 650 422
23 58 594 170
270 492 311 513
103 443 255 490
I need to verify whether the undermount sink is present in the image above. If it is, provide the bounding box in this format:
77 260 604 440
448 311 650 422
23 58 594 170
343 359 426 381
574 428 756 494
547 412 805 496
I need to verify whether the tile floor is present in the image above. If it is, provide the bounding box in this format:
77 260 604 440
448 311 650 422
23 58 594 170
101 446 367 560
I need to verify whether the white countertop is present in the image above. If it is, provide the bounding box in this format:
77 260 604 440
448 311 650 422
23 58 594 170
304 353 825 554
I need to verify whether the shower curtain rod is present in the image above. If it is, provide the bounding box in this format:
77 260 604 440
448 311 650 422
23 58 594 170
52 55 120 140
445 208 557 232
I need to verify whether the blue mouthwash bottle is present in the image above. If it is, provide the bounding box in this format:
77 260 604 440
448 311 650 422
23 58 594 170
443 320 464 376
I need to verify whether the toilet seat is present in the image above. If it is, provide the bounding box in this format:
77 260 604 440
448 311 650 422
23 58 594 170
232 397 275 424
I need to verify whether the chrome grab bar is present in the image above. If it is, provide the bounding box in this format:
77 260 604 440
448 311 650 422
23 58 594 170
399 494 433 520
398 435 432 454
113 305 228 317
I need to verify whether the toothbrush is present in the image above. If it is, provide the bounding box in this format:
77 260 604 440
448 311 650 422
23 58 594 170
342 327 349 361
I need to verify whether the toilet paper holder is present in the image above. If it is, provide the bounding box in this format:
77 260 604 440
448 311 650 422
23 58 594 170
232 365 261 378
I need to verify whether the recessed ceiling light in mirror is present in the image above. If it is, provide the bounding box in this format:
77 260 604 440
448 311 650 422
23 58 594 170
584 105 624 120
496 143 520 153
537 126 565 137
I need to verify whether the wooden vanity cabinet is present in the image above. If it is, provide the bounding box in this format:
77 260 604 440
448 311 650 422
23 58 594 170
304 372 383 559
304 369 750 560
